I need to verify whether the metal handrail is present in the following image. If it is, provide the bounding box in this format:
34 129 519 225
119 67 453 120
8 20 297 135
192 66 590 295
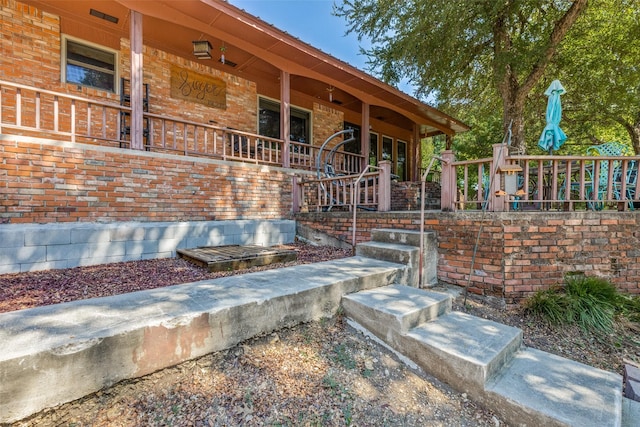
352 165 383 253
419 156 449 287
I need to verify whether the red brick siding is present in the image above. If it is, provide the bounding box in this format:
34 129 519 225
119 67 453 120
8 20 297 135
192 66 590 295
295 211 640 303
1 139 295 223
0 0 61 91
390 181 440 211
313 103 344 149
120 40 258 133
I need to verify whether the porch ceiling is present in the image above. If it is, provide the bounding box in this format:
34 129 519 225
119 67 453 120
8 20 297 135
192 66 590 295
22 0 469 136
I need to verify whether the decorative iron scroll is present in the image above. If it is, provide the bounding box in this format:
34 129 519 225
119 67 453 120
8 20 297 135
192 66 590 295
170 65 226 109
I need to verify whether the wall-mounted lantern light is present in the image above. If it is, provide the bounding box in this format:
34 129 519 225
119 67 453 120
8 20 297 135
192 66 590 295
192 40 212 59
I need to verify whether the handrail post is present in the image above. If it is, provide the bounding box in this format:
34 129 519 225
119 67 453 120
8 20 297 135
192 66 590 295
378 160 391 212
440 150 456 211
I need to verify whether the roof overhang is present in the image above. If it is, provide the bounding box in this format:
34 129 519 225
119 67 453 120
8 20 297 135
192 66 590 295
22 0 469 136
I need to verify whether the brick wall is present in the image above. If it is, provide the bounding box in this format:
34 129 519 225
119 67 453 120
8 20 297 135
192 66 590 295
0 137 303 223
295 211 640 304
120 40 258 133
390 181 440 211
313 103 344 149
0 0 61 91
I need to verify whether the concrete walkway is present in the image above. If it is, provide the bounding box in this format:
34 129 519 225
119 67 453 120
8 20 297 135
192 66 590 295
0 256 403 423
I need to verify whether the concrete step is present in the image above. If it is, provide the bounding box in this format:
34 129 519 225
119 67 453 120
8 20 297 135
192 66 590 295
369 228 438 286
623 397 640 427
0 256 405 424
485 348 623 427
401 311 523 393
355 241 418 286
343 285 625 427
370 228 433 247
341 284 451 339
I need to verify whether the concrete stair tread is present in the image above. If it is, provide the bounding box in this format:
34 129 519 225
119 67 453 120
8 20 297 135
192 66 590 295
357 241 418 251
406 311 523 386
486 347 623 427
408 311 522 369
623 397 640 427
342 284 451 334
370 228 433 248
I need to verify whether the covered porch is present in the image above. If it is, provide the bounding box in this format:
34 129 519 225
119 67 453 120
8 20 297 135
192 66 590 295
3 0 468 183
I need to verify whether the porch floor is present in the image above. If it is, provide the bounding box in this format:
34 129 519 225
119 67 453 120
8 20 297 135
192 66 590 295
177 245 297 272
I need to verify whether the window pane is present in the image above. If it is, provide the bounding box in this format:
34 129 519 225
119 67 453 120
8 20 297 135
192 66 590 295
382 136 393 161
369 133 378 166
259 105 280 139
65 39 115 91
397 140 407 181
66 64 114 91
343 122 361 154
67 41 115 71
290 114 307 143
258 98 310 144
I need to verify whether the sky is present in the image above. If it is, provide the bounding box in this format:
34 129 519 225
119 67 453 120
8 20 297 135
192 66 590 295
228 0 371 71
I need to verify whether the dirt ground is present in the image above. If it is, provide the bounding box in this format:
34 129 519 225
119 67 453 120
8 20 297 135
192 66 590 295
2 242 638 426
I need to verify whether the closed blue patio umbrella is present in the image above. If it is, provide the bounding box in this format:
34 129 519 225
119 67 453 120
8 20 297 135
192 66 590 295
538 80 567 154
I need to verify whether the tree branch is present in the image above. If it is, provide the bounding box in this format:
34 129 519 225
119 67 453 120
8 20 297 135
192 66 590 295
518 0 588 103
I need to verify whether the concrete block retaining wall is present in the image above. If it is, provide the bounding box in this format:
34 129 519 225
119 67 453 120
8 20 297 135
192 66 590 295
0 220 296 274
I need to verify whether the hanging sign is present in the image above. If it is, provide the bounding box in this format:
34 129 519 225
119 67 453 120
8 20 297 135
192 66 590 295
170 65 226 109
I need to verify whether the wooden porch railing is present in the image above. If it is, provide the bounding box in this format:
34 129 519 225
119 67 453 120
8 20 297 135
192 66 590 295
0 80 363 175
293 161 391 213
441 144 640 212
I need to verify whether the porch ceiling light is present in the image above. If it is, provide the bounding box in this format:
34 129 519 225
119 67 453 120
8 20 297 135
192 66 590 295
192 40 212 59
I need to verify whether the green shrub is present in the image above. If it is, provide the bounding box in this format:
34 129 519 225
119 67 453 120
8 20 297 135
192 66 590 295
617 294 640 323
524 287 568 325
524 276 629 332
565 276 618 304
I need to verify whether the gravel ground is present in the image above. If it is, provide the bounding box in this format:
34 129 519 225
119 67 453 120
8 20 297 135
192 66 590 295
2 241 638 426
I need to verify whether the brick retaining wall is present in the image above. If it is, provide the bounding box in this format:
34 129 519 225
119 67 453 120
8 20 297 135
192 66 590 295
295 211 640 304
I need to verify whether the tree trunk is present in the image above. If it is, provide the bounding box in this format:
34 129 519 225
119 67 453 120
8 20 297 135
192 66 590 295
631 113 640 155
502 93 526 151
617 110 640 154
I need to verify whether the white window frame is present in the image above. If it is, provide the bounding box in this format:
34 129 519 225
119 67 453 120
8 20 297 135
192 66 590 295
61 34 119 93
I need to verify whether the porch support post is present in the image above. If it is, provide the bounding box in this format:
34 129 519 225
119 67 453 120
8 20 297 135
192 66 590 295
378 160 391 212
280 70 290 168
361 102 370 172
440 150 456 211
412 123 420 181
129 10 144 150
